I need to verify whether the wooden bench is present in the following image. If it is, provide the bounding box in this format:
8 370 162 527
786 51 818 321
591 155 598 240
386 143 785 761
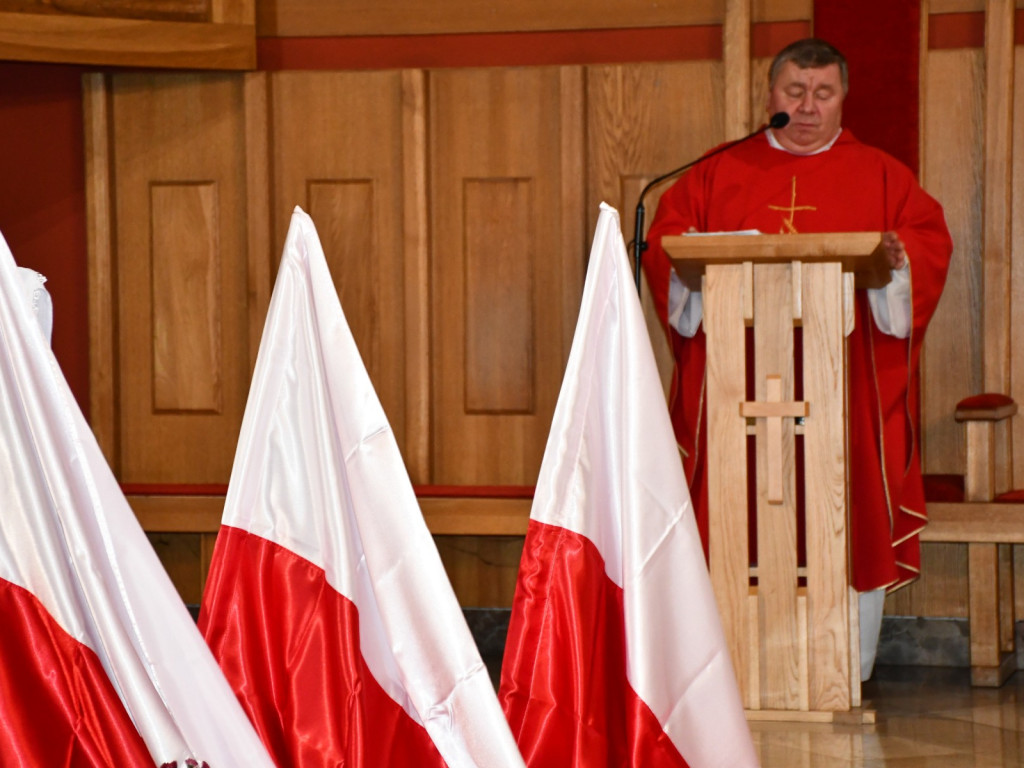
922 394 1022 687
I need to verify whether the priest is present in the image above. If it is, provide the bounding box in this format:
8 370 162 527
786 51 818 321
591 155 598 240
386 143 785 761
642 37 953 680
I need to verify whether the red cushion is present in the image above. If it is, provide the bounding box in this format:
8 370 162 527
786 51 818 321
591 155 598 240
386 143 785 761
956 392 1016 411
922 473 965 503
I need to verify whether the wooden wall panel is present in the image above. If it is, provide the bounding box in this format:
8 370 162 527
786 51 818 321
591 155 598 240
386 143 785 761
464 178 535 414
267 71 428 478
110 74 251 484
0 9 254 69
430 66 584 485
889 49 985 619
586 60 723 391
920 49 985 477
258 0 811 38
435 536 524 607
151 182 223 413
1012 55 1024 489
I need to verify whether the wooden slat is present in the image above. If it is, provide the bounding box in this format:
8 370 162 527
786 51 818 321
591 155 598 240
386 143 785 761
963 421 996 501
84 73 117 467
723 0 752 139
559 67 587 387
802 262 852 712
922 503 1024 542
753 262 800 711
982 0 1015 395
968 543 1004 677
705 263 753 708
0 11 254 69
243 73 272 375
401 69 431 483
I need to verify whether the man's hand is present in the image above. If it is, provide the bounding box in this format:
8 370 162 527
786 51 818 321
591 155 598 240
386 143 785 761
881 231 907 270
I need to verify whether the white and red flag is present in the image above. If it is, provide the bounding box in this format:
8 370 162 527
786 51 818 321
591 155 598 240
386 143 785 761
199 207 526 768
0 234 275 766
498 204 758 767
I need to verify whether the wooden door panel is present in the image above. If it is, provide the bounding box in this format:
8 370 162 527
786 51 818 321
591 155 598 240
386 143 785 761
268 71 428 477
430 66 584 485
110 73 251 484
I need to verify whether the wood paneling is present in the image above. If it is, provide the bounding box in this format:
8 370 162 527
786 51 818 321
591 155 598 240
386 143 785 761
0 11 254 68
464 178 535 414
920 49 985 477
981 0 1015 396
267 70 426 476
892 47 984 619
81 2 1024 623
1012 53 1024 489
106 74 252 484
85 73 117 464
435 536 524 607
151 182 223 413
430 66 584 485
586 61 724 390
258 0 811 38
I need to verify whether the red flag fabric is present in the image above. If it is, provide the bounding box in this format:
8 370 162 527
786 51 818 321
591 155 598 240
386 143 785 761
499 204 758 768
0 239 275 766
199 207 526 768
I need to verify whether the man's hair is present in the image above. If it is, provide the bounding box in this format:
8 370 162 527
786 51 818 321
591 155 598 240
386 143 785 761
769 38 848 94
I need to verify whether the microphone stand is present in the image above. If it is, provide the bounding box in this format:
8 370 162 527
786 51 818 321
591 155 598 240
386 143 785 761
631 112 790 295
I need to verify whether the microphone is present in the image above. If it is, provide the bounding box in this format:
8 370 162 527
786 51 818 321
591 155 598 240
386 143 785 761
631 111 791 292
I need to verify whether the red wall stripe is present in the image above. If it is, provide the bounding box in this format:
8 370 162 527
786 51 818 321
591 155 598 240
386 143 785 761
929 10 1024 49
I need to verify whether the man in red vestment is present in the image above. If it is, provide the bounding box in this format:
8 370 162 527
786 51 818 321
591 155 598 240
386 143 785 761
642 38 952 678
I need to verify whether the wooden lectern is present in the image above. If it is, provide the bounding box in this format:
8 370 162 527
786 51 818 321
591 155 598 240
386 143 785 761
662 232 889 723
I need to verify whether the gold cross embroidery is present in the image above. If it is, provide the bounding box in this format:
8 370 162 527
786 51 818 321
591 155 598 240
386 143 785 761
768 176 816 234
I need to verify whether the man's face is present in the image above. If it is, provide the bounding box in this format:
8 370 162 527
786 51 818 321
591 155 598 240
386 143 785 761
766 61 845 153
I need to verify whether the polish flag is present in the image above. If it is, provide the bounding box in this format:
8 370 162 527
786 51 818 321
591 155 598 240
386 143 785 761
499 204 758 767
0 234 274 766
199 207 526 768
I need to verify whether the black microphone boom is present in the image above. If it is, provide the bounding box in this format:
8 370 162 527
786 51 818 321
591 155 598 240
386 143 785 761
631 111 790 293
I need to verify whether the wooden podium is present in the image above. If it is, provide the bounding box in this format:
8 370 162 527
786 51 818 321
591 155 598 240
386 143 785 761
662 232 889 722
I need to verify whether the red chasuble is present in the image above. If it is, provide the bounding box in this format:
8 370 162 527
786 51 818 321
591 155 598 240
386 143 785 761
643 128 952 592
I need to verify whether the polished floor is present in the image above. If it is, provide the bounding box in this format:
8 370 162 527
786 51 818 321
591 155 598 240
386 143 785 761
752 666 1024 767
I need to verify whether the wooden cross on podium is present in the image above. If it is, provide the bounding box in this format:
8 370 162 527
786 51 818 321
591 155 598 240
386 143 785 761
739 374 809 504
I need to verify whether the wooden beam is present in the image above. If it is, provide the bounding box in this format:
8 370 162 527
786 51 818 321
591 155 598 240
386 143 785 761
923 502 1024 542
0 12 255 69
129 494 532 537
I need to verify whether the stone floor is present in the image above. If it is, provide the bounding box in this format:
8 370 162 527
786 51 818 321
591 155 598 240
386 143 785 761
465 608 1024 766
752 665 1024 767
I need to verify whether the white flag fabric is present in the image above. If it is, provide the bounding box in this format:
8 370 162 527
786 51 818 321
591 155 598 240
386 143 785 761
0 232 275 766
200 206 526 768
499 203 758 767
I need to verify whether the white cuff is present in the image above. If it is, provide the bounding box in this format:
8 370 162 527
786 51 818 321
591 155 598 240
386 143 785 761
668 270 703 338
867 261 911 339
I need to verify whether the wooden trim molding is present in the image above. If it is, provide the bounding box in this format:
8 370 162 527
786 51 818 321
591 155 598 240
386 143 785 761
0 11 255 69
